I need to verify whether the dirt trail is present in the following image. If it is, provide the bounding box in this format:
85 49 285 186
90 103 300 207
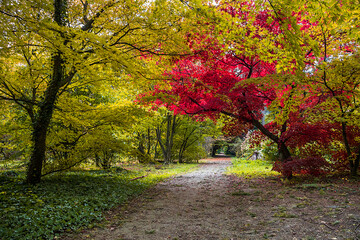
92 158 237 240
71 158 360 240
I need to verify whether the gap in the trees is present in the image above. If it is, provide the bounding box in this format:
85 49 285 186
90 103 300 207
210 136 237 158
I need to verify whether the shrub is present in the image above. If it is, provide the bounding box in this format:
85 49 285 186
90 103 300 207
261 141 279 162
272 156 331 177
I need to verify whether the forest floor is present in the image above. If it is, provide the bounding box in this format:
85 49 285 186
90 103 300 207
64 157 360 240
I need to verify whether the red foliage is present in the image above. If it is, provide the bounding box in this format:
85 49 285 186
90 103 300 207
142 1 324 154
145 3 281 129
273 156 331 177
280 116 335 149
329 150 349 173
140 1 360 176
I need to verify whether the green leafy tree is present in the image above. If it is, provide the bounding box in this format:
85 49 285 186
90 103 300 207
174 116 216 163
0 0 204 183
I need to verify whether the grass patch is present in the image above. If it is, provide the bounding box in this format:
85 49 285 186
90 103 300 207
273 206 297 218
227 158 280 178
0 163 197 240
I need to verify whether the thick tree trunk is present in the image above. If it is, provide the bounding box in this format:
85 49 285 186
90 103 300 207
278 142 291 162
26 0 67 184
26 53 63 184
278 141 293 179
251 118 292 178
26 123 48 184
252 118 291 160
26 53 64 183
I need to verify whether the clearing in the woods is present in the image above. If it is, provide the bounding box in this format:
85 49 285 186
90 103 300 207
66 157 360 240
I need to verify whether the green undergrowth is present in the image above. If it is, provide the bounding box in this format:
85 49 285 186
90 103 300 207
0 163 197 240
227 158 280 178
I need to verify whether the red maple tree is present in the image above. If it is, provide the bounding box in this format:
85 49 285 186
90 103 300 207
142 1 359 177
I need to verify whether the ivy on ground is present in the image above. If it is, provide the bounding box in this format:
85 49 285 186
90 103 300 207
0 164 197 240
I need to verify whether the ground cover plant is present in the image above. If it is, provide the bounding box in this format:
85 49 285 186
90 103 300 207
0 163 197 240
227 158 280 178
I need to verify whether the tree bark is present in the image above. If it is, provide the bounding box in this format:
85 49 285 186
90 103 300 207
136 133 147 163
341 122 359 176
278 141 291 162
26 53 64 184
26 0 67 184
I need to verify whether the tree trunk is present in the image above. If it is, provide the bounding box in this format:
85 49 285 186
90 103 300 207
156 127 166 161
278 142 291 162
251 118 293 178
137 133 147 163
178 151 184 163
26 0 67 184
154 137 159 160
26 123 48 184
26 53 63 184
95 153 101 167
156 113 177 164
341 123 359 176
350 148 360 176
146 128 151 155
252 118 291 160
350 160 359 176
167 114 176 163
178 143 185 163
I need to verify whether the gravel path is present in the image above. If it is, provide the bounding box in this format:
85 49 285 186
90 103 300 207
117 158 235 240
89 158 242 240
68 158 360 240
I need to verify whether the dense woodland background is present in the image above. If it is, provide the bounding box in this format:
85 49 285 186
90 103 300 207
1 0 359 181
